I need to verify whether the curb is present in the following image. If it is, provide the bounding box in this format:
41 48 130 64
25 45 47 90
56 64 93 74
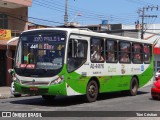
0 94 11 99
0 94 33 99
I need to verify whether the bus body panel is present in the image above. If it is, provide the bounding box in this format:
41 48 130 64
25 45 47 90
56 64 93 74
13 28 154 97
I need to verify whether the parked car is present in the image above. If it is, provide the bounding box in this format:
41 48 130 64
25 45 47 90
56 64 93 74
151 76 160 100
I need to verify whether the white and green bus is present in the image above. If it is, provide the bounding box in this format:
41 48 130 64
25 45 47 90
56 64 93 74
11 28 154 102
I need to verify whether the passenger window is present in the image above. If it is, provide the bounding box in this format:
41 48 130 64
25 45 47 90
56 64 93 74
132 43 143 64
67 39 88 72
91 38 104 63
143 44 151 64
119 42 131 63
106 40 117 63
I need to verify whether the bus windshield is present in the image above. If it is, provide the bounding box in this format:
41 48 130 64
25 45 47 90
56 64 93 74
14 30 66 77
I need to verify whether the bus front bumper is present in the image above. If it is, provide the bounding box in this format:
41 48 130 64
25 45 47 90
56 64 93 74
14 82 67 96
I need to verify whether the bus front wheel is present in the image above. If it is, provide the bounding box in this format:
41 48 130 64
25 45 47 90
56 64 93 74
129 77 138 96
86 80 99 102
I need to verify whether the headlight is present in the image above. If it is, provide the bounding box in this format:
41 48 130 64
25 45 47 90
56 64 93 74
51 76 64 85
13 77 20 83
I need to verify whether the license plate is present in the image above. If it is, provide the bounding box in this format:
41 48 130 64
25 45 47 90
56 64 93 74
29 87 38 91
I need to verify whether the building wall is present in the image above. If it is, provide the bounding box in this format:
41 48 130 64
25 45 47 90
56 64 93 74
123 31 140 39
3 0 32 7
0 1 31 86
0 7 28 32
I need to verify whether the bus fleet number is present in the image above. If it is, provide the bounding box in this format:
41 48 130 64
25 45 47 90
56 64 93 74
90 64 104 69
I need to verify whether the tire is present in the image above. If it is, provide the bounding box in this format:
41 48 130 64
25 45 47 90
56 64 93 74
42 95 56 101
86 80 99 102
129 77 138 96
14 94 21 97
152 96 157 100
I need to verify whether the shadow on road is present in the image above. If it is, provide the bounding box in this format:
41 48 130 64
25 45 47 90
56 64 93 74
10 95 86 107
97 91 149 101
10 91 149 107
149 97 160 101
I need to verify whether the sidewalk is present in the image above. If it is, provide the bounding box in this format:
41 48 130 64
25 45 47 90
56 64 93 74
0 87 12 99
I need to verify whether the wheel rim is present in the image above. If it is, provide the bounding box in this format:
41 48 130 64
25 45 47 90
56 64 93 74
132 80 137 93
88 83 97 98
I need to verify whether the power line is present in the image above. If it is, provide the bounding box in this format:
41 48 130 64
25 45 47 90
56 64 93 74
28 17 64 24
24 0 159 26
138 5 159 39
0 11 64 26
41 0 107 18
32 0 102 23
24 0 139 25
32 0 106 21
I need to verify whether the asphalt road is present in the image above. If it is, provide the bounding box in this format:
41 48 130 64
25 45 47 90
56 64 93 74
0 85 159 120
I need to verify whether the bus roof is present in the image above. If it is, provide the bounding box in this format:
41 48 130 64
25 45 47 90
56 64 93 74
22 27 153 44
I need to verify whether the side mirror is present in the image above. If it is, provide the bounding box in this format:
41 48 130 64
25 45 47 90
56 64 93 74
6 37 19 60
8 69 14 76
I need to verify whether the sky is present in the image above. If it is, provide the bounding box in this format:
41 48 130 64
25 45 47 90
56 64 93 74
28 0 160 26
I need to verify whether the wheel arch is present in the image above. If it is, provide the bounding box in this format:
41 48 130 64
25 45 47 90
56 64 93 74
88 76 100 92
132 75 139 88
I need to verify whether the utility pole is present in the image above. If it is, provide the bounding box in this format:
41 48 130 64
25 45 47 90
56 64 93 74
64 0 68 25
138 5 158 39
141 7 145 39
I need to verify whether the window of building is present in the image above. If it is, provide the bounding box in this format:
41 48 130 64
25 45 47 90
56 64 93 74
119 42 131 63
106 40 117 63
91 38 104 63
0 13 8 29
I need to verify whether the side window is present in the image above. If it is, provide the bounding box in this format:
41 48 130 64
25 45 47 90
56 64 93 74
15 40 22 67
143 44 152 64
106 40 117 63
119 42 131 63
67 39 88 72
132 43 143 64
91 38 104 63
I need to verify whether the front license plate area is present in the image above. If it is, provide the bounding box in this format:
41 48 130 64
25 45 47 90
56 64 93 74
29 87 38 91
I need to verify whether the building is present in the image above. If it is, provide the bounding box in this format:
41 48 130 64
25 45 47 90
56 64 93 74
81 24 140 38
28 23 51 30
0 0 32 86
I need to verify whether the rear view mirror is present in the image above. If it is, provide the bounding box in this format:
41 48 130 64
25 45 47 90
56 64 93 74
8 69 14 76
6 37 19 60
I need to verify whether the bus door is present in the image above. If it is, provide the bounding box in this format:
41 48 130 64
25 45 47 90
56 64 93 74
66 34 89 81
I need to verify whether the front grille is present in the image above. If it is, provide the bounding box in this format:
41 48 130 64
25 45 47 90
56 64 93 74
151 92 160 96
21 81 49 86
21 87 48 94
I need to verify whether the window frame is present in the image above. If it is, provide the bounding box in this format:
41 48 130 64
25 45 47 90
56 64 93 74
67 38 88 73
119 41 131 64
143 44 152 64
132 42 143 64
105 39 118 63
90 37 105 63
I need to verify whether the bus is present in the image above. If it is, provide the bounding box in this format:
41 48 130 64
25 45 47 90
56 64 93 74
10 28 154 102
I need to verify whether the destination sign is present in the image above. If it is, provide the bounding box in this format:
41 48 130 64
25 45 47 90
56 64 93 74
33 36 65 42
